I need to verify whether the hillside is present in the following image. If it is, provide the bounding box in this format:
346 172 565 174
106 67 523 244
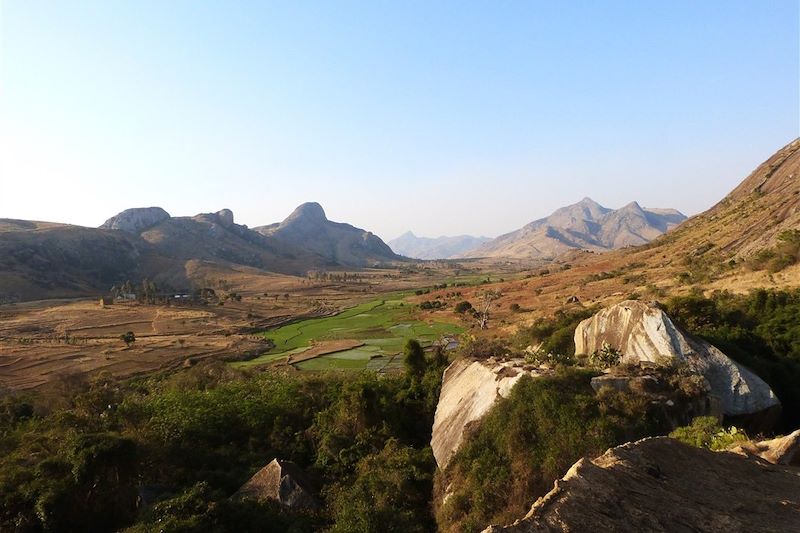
0 221 144 303
465 198 686 259
416 138 800 331
388 231 491 259
0 203 400 302
254 202 401 267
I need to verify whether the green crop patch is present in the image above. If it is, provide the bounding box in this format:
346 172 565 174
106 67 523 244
236 295 463 370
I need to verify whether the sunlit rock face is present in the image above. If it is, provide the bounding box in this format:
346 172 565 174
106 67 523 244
574 300 780 419
431 357 549 469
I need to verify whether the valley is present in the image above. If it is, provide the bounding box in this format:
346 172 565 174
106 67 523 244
0 139 798 533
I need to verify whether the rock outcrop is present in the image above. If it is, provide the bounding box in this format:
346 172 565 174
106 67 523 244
574 301 780 420
730 430 800 466
483 437 800 532
432 358 547 468
233 458 318 509
100 207 171 234
216 208 235 227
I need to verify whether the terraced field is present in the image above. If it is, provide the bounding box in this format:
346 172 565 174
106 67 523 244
238 296 463 371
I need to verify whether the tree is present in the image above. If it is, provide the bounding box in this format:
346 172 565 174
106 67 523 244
476 290 500 330
454 301 473 314
404 339 426 378
120 331 136 347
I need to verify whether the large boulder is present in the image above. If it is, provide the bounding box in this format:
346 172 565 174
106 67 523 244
101 207 170 234
483 437 800 532
233 458 318 509
574 301 779 419
432 358 547 468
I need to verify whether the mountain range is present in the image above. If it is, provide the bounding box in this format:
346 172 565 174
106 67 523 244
0 202 401 302
388 232 492 260
463 198 686 259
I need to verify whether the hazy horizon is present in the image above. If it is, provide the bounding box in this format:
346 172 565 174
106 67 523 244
1 1 798 241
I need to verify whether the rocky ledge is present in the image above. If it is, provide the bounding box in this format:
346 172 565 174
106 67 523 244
484 435 800 532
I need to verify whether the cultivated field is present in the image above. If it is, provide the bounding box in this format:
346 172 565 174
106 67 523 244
239 295 463 371
0 261 525 390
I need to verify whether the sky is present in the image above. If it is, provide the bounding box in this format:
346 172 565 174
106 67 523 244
1 1 798 241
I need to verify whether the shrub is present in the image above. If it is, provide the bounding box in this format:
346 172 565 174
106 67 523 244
512 308 595 357
454 301 474 314
589 342 622 368
436 369 664 532
669 416 748 451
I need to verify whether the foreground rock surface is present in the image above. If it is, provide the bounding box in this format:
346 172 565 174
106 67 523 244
484 437 800 532
233 458 318 509
575 301 779 418
432 358 547 468
731 430 800 466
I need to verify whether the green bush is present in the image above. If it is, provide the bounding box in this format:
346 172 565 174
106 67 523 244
454 301 474 314
669 416 748 451
589 342 622 368
513 308 595 357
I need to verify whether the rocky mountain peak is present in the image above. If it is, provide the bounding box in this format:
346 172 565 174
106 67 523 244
216 208 235 227
284 202 327 226
100 207 171 234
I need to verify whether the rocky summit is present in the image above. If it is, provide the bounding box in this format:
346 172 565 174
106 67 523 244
255 202 400 267
100 206 171 234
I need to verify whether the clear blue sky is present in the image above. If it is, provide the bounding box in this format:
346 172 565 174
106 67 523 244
1 1 798 240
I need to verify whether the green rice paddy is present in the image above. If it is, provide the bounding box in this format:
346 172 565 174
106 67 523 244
237 296 463 371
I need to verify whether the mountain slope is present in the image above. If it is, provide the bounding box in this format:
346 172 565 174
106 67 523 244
254 202 401 267
465 198 686 259
0 203 400 301
442 138 800 327
388 232 491 259
0 221 145 302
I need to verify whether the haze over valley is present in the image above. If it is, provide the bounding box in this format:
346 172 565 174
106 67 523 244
1 2 798 532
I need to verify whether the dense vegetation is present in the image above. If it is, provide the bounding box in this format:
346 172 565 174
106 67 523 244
0 341 449 532
434 367 702 533
2 288 798 532
664 288 800 430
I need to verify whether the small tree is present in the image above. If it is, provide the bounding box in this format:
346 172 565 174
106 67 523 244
403 339 426 378
120 331 136 348
476 290 500 330
454 301 474 314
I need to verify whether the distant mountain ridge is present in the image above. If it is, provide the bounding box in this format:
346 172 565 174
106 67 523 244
0 203 400 302
388 232 491 260
465 198 686 259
